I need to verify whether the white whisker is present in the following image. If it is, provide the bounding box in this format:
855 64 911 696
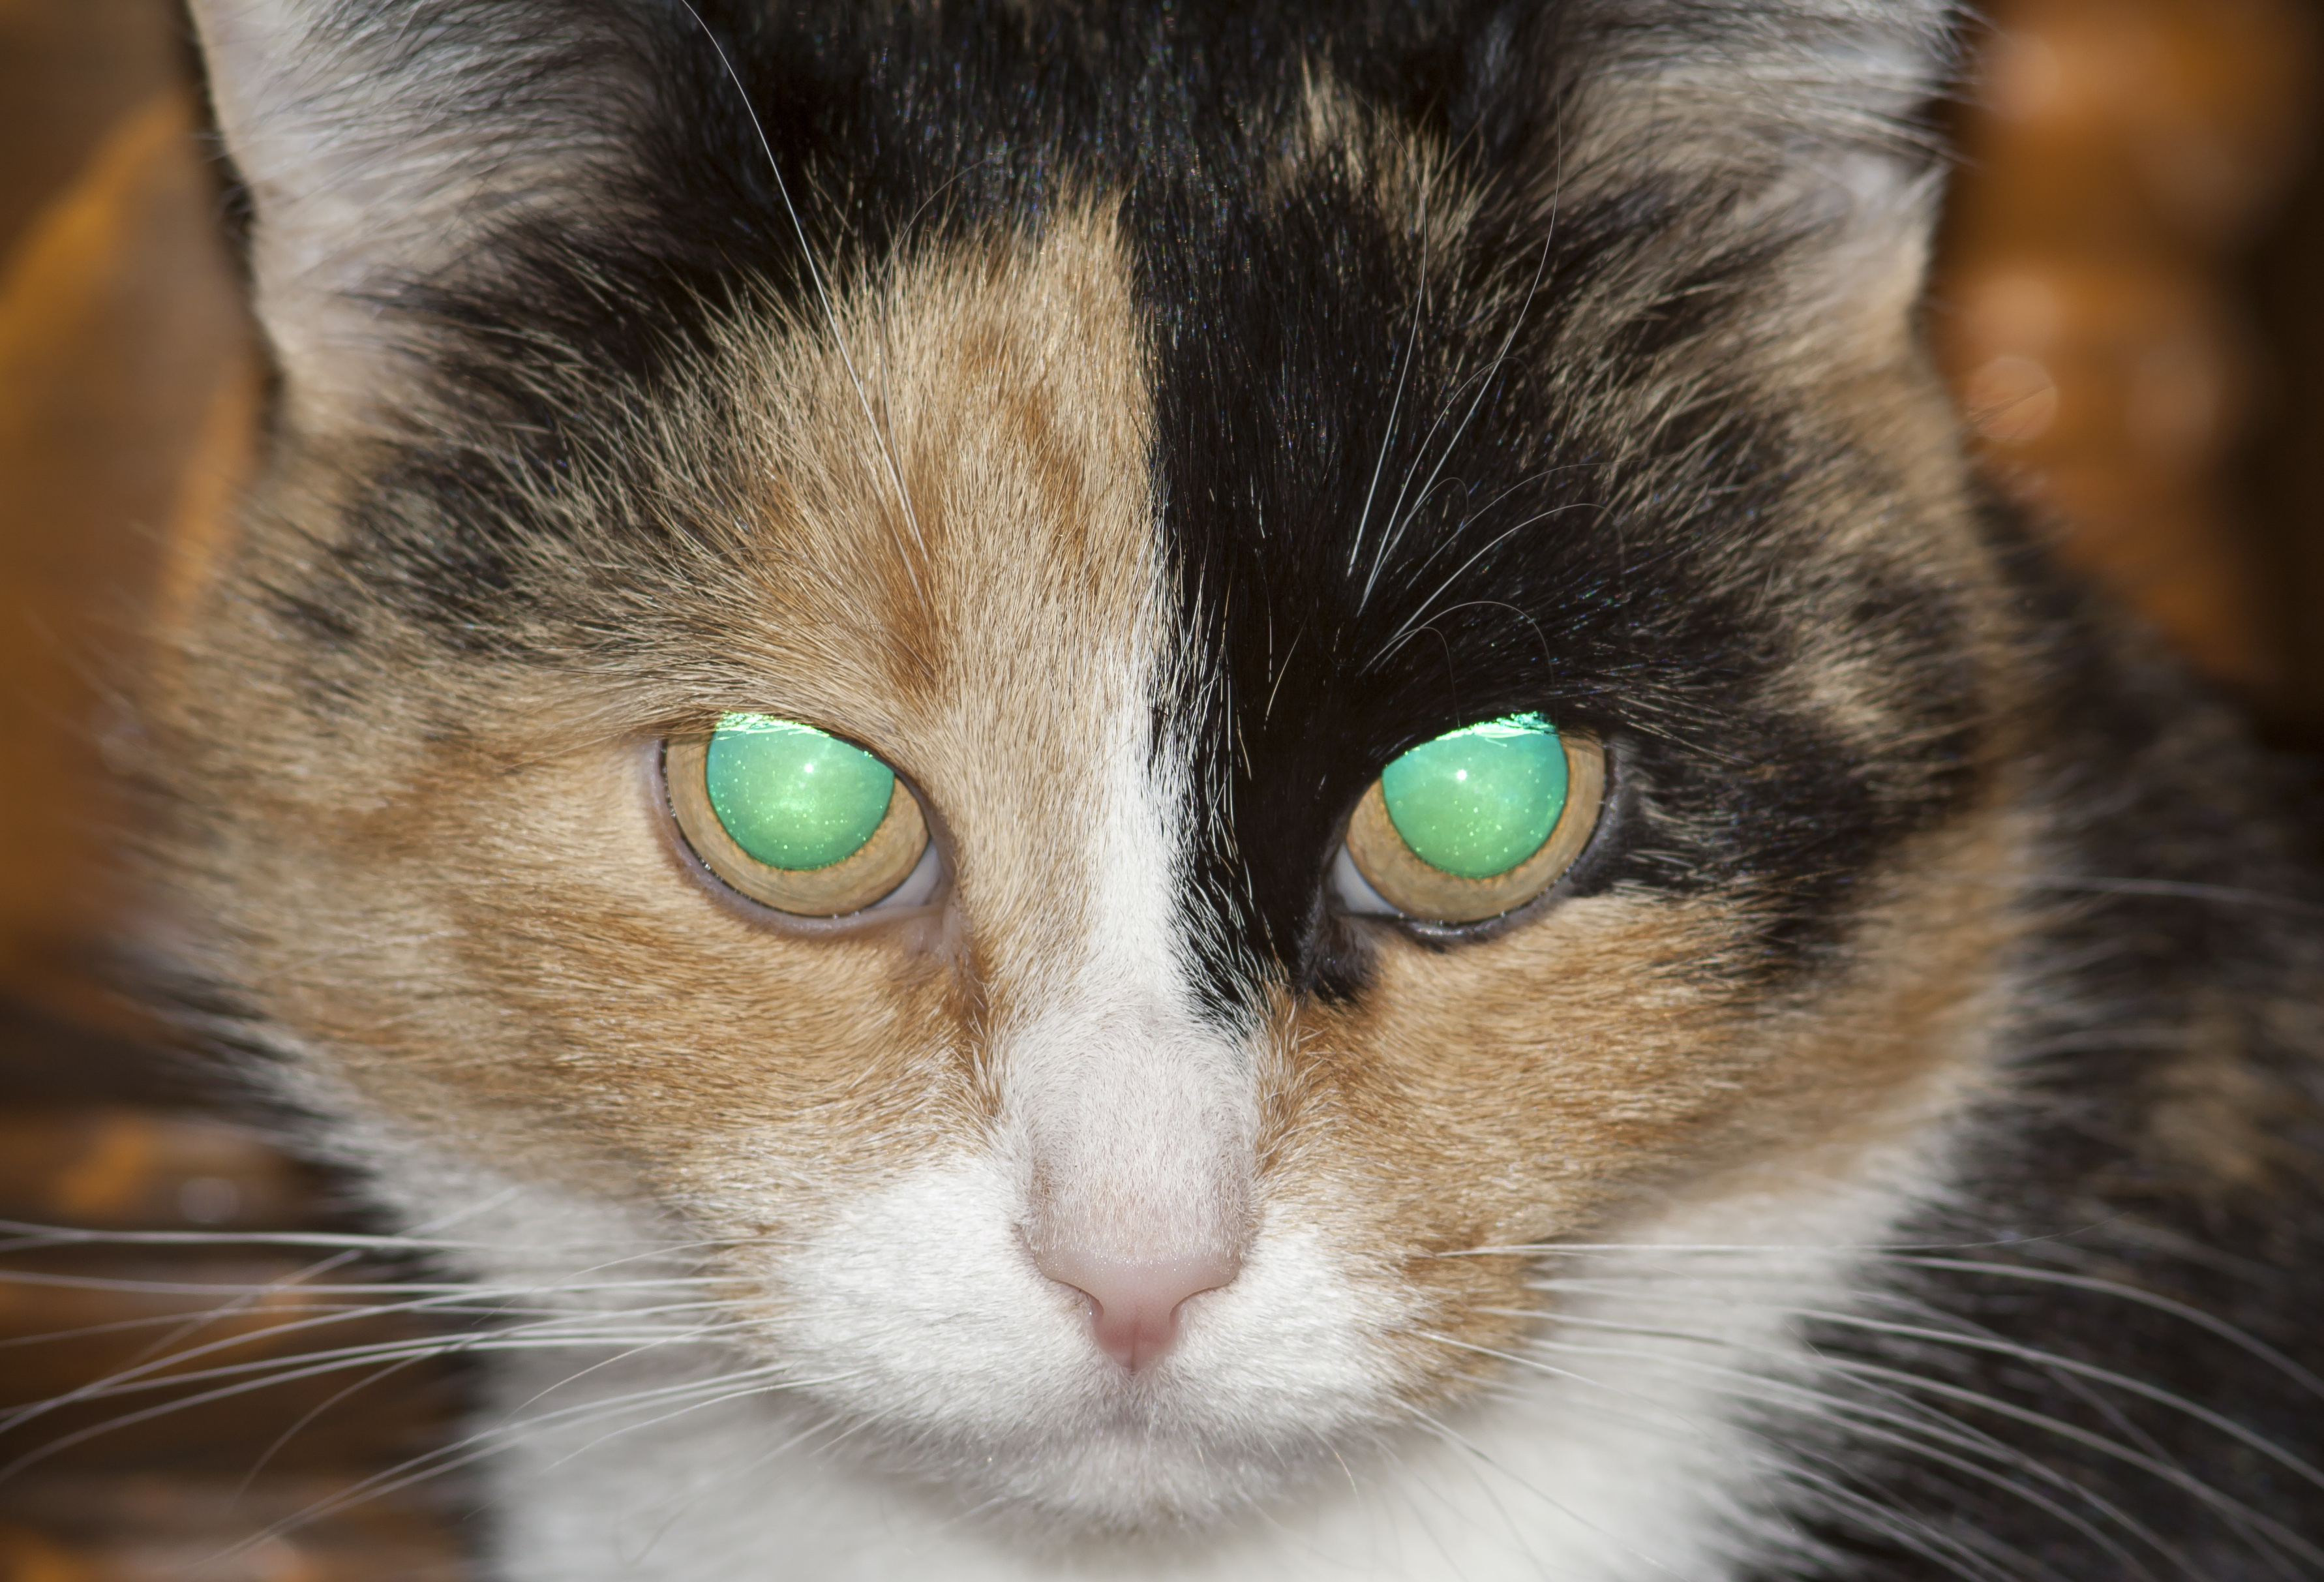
672 0 931 609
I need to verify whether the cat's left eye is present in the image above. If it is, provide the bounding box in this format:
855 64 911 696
665 714 936 917
1335 714 1605 924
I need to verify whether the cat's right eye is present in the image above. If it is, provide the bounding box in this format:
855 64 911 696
665 714 935 917
1335 716 1605 924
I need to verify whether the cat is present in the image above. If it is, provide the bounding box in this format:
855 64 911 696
136 0 2324 1577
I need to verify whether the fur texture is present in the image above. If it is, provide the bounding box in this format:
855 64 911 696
138 1 2324 1577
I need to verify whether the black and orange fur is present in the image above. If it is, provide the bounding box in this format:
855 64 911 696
124 2 2324 1577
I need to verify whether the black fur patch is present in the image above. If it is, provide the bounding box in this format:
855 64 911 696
293 0 1981 1011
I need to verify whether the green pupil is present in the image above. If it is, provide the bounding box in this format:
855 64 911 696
1379 714 1567 880
703 714 894 872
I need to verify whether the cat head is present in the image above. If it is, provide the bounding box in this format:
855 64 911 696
162 0 2026 1535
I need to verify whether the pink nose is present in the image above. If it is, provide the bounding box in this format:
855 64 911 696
1032 1246 1242 1371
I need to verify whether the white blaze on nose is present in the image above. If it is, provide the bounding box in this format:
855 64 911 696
1003 714 1256 1371
1015 995 1255 1369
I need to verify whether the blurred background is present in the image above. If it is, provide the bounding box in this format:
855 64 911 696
1 0 2320 1574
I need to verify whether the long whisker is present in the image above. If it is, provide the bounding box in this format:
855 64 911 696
1965 872 2324 918
1882 1255 2324 1404
0 1273 744 1416
626 1408 850 1560
1345 180 1431 591
1781 1458 2079 1582
1365 505 1597 669
1423 1328 2180 1577
1394 1399 1700 1581
20 1298 758 1407
230 1346 440 1497
1517 1281 2324 1493
1522 1328 2317 1573
672 0 931 609
197 1362 828 1573
496 1310 774 1420
1359 222 1560 612
1506 1245 2324 1410
0 1318 761 1482
0 1272 757 1468
1714 1300 2321 1494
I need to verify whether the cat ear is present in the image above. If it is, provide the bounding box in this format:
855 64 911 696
1522 0 1956 359
188 0 649 427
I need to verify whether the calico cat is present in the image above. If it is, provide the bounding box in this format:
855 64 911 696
141 0 2324 1577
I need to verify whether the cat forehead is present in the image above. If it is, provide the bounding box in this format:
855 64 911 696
693 205 1160 727
292 0 1957 712
704 208 1174 972
254 0 1982 997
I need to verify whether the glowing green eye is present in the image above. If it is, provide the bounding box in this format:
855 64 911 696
667 716 932 918
1342 717 1604 924
1378 714 1567 879
703 714 896 871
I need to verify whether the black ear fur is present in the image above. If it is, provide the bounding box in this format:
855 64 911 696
1505 0 1958 350
187 0 665 427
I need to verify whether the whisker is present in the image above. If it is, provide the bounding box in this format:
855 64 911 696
1882 1255 2324 1405
1780 1459 2074 1582
497 1313 771 1419
1359 222 1560 613
672 0 931 609
1774 1304 2321 1494
0 1320 745 1476
1393 1399 1700 1581
0 1220 755 1258
1433 1327 2182 1577
0 1290 756 1462
1419 1328 1721 1444
229 1347 441 1498
626 1405 866 1557
1518 1282 2324 1495
1344 179 1431 592
538 1372 815 1474
197 1362 822 1572
1523 1330 2313 1573
1964 872 2324 919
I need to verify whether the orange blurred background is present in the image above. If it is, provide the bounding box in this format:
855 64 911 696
1938 0 2318 702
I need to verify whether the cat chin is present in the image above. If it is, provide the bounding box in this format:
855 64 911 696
749 1360 1381 1536
817 1408 1357 1538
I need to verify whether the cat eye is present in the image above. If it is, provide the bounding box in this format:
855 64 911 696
1336 715 1605 924
665 714 935 917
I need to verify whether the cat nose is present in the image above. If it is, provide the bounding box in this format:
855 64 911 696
1031 1245 1242 1371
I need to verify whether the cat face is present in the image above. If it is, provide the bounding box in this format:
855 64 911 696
160 0 2025 1535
